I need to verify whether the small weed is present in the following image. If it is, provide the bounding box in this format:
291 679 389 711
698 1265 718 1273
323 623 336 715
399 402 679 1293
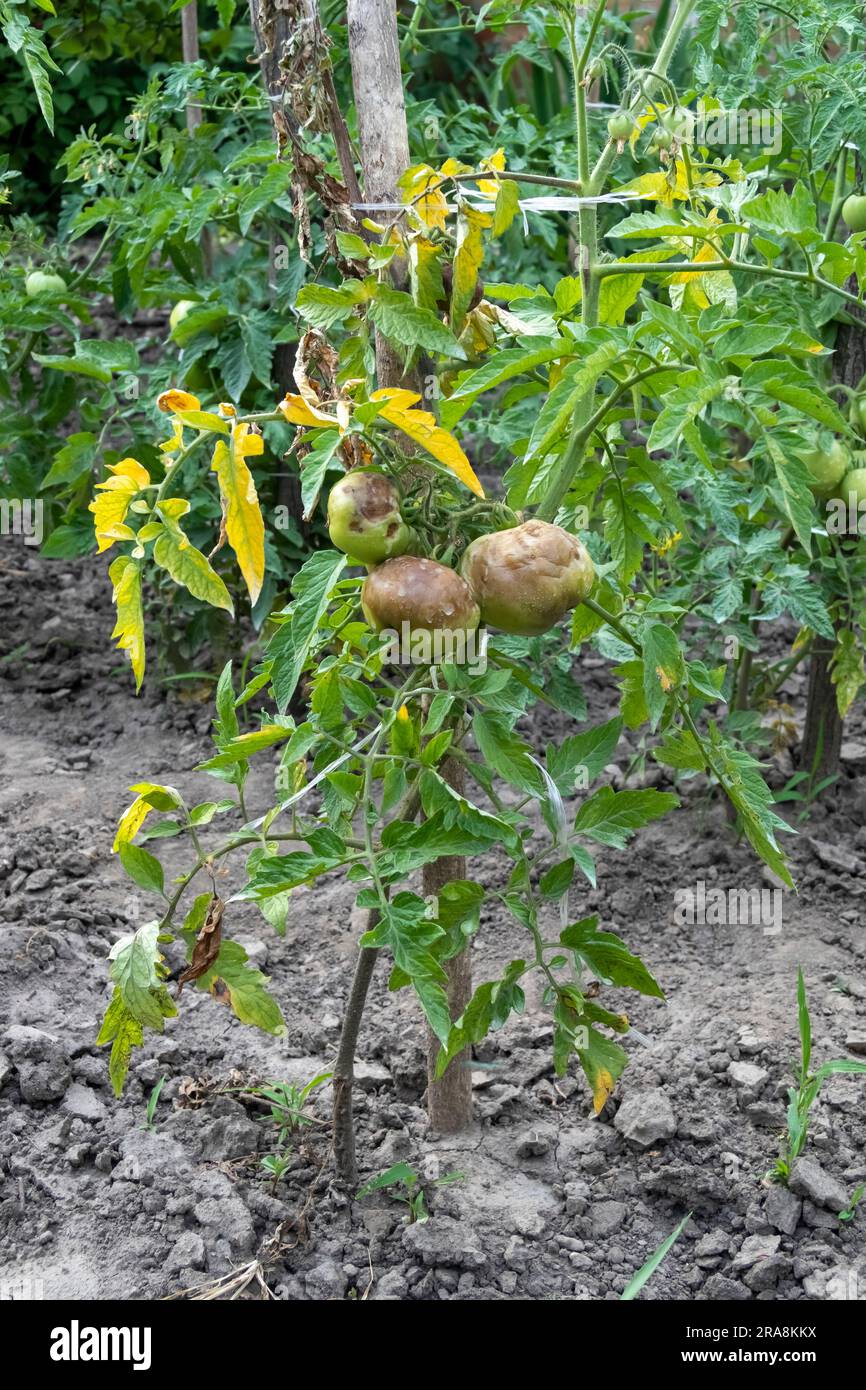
771 968 866 1183
141 1074 168 1131
356 1162 464 1224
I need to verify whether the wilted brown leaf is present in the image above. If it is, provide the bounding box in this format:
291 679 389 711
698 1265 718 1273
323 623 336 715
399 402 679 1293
176 896 224 996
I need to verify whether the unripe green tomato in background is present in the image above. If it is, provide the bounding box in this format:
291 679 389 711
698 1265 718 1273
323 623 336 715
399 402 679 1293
169 299 199 333
842 195 866 233
841 468 866 509
798 439 850 498
25 270 67 298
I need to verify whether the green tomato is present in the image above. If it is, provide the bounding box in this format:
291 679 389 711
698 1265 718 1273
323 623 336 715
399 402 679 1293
799 439 850 499
842 195 866 234
25 270 66 298
460 519 595 637
169 299 199 333
650 127 674 152
857 396 866 433
362 555 480 639
841 468 866 509
327 468 411 565
662 107 693 142
607 112 635 141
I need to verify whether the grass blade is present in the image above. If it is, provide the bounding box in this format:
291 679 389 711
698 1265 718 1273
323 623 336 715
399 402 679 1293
620 1213 691 1301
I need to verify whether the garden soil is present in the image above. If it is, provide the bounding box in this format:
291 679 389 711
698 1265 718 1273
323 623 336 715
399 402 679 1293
2 540 865 1302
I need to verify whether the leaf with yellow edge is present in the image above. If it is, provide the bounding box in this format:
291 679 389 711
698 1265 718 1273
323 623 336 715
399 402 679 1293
153 528 234 614
210 424 265 604
176 410 230 433
113 781 182 851
109 555 145 692
619 161 721 209
157 389 201 414
371 388 484 497
577 1027 629 1114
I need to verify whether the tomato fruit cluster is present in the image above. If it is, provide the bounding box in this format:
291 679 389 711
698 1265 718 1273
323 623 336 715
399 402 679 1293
326 473 595 651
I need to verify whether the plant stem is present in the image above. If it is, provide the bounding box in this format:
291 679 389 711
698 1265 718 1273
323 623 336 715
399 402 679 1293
333 920 380 1186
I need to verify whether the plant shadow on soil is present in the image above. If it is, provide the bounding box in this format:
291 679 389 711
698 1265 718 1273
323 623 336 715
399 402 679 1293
1 540 865 1302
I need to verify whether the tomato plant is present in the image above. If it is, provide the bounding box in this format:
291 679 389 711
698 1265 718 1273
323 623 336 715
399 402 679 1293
7 0 866 1191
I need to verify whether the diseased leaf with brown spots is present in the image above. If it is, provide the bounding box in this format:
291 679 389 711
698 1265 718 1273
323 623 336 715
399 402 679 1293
176 896 224 995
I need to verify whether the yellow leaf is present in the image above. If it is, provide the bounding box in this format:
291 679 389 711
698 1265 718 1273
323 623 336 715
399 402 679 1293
108 555 145 693
476 146 507 197
371 388 484 498
451 204 489 333
401 164 449 231
89 460 151 551
112 795 152 851
160 417 185 454
591 1067 616 1115
670 238 720 283
279 394 337 427
107 457 151 489
112 781 180 851
211 427 265 604
157 389 201 414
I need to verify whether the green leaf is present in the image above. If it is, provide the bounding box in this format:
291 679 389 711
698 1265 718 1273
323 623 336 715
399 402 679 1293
194 940 286 1035
573 786 679 849
96 990 144 1097
641 622 686 727
269 550 347 711
238 849 344 900
369 283 466 359
546 716 622 794
704 724 794 889
296 280 370 329
362 892 451 1044
559 915 664 997
830 629 865 718
647 371 727 452
357 1162 417 1199
299 430 342 521
118 842 165 897
441 343 567 428
34 339 138 382
108 921 177 1032
472 711 546 796
525 338 620 461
